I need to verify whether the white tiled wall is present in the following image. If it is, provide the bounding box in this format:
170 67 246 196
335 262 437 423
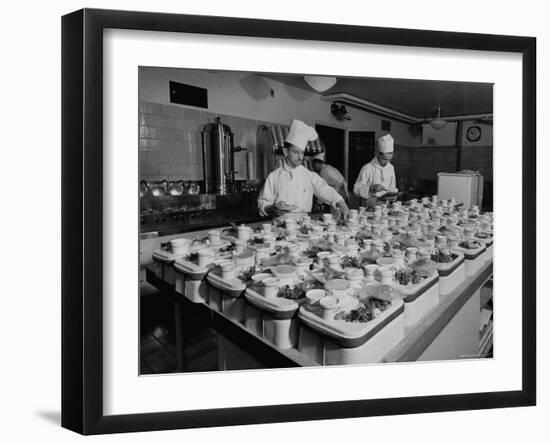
139 101 264 183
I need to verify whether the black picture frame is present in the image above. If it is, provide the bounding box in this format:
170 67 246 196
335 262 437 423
61 8 536 435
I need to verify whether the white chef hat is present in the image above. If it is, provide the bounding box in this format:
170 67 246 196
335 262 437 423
377 134 394 153
312 152 326 162
285 119 318 151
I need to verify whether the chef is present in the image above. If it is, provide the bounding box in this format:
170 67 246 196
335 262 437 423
353 133 398 204
258 119 350 218
311 151 350 203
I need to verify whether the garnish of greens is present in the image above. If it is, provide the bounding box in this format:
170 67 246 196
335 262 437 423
187 252 199 263
340 256 360 268
277 284 306 300
334 304 372 323
389 242 406 251
304 246 324 258
299 225 312 235
459 240 481 250
395 267 423 285
237 266 256 284
372 298 391 311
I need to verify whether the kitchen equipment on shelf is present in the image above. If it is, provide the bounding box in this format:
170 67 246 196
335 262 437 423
168 180 185 196
149 179 169 197
139 180 149 197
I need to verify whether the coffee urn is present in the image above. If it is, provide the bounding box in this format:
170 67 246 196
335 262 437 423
201 117 244 194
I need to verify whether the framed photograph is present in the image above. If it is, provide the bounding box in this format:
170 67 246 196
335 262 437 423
61 8 536 435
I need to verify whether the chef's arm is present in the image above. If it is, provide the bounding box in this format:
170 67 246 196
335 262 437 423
257 177 274 216
312 173 349 215
353 166 374 199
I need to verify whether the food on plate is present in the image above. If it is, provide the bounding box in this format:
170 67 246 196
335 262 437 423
388 241 406 251
303 246 326 259
222 223 239 237
367 297 392 313
190 237 208 247
218 243 235 253
186 252 199 263
354 231 373 241
237 266 257 284
276 201 298 212
334 304 372 323
410 258 437 277
399 234 422 248
476 232 492 239
360 284 394 302
277 284 306 300
431 249 458 263
459 240 482 249
395 266 423 285
299 224 312 235
340 256 361 269
333 298 391 323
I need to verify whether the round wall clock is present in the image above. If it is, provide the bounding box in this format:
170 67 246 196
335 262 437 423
466 125 482 142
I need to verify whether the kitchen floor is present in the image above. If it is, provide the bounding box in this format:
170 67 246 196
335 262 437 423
140 289 219 374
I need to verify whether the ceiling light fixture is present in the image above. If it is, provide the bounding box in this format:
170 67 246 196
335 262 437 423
430 106 448 129
304 75 337 93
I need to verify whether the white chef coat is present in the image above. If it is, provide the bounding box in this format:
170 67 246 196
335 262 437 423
258 161 344 216
353 157 398 199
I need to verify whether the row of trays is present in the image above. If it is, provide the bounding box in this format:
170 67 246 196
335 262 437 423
150 236 492 365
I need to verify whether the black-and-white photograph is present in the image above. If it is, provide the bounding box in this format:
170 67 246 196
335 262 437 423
139 66 494 374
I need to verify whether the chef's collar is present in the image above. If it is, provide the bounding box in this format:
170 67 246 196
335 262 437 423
282 159 305 178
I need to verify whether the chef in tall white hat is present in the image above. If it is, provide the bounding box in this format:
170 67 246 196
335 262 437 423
353 133 398 203
258 119 350 218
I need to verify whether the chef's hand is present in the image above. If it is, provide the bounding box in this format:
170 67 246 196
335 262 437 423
335 200 350 220
370 184 386 194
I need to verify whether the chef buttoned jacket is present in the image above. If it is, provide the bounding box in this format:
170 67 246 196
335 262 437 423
353 157 398 200
258 161 344 216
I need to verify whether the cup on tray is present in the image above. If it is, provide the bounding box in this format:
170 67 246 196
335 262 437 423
319 296 339 320
322 213 333 223
170 238 190 256
197 248 215 268
262 277 279 298
221 263 237 280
